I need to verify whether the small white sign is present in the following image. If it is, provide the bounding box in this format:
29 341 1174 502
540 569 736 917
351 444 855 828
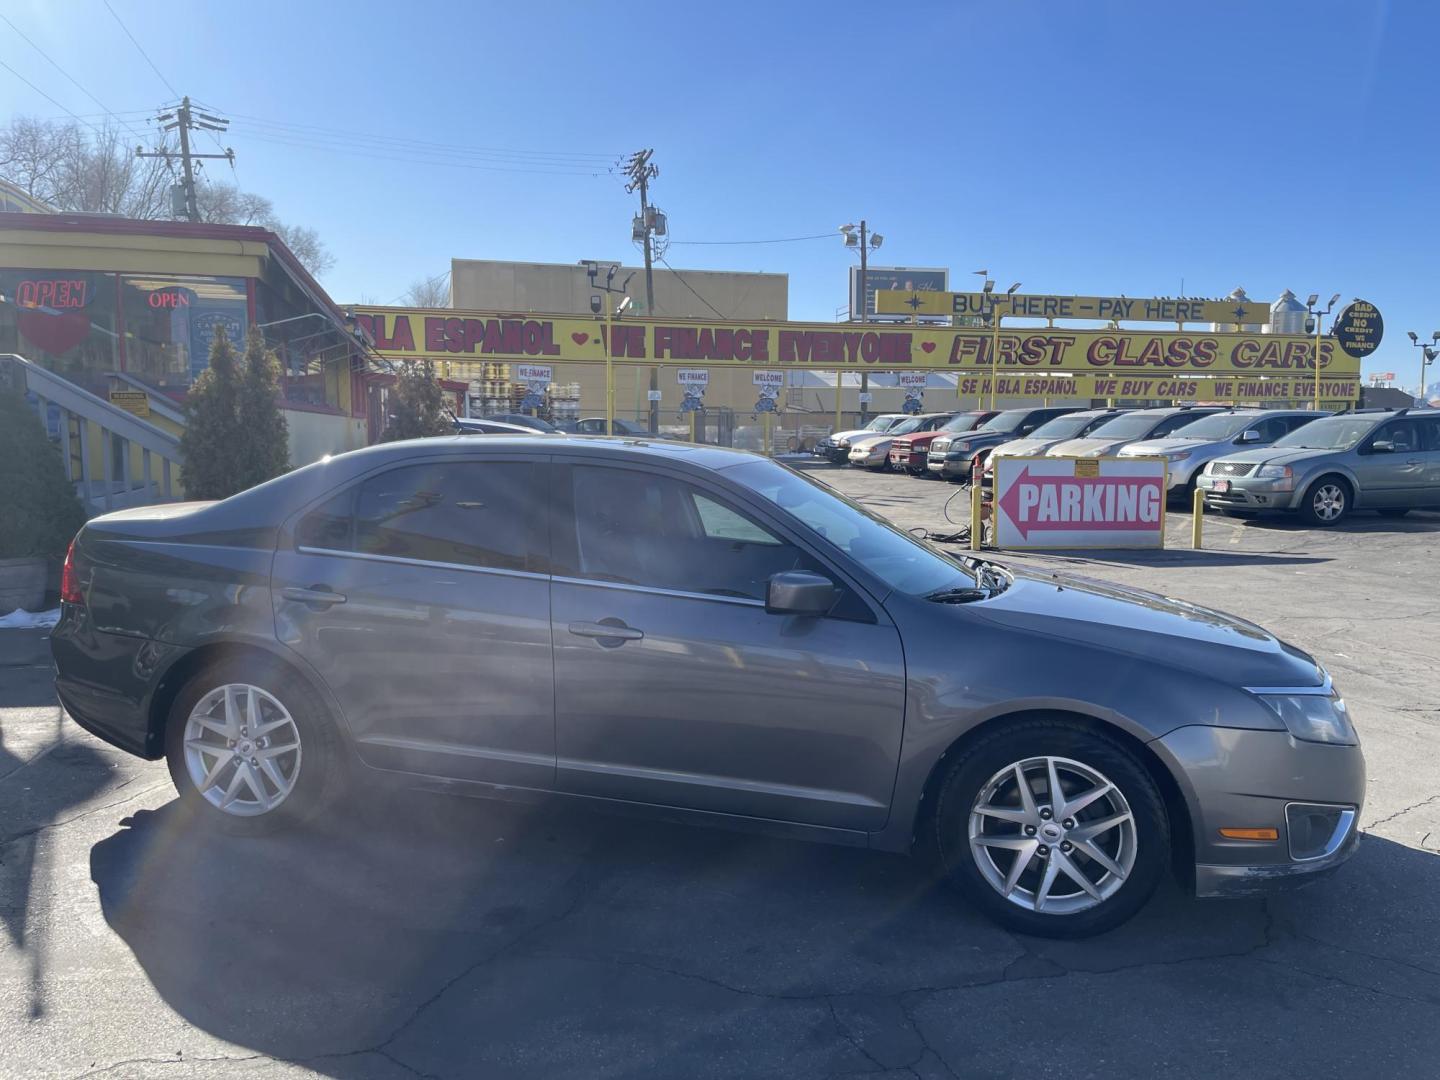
897 371 928 389
647 389 663 401
752 371 785 388
676 369 710 387
516 364 553 384
858 392 873 403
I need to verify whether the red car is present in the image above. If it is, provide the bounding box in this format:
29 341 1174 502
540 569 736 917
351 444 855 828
888 410 998 475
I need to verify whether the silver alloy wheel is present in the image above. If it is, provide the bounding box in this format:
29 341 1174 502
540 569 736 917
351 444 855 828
1313 483 1346 522
968 756 1137 915
183 683 302 817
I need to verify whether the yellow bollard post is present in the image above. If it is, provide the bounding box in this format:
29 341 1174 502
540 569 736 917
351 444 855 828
833 371 842 435
970 478 983 552
688 410 696 443
1191 485 1205 549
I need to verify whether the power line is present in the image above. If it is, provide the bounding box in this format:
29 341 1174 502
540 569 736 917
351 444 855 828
234 129 610 176
388 269 451 306
670 232 833 246
221 110 616 163
0 57 109 139
102 0 180 98
657 254 727 319
0 13 152 145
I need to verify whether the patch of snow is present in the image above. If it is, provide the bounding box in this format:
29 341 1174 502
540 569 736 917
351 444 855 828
0 607 60 629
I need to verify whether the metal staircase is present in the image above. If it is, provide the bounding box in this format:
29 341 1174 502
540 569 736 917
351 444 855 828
2 354 183 515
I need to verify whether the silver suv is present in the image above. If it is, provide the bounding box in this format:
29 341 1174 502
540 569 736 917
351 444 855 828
1118 409 1323 501
1197 408 1440 525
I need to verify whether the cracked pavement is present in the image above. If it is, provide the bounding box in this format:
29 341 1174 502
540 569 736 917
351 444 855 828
2 467 1438 1079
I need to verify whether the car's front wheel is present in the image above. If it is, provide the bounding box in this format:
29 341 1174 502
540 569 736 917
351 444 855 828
1299 475 1351 527
164 657 345 834
933 718 1169 937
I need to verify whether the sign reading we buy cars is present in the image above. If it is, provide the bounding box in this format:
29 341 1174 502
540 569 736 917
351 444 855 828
993 457 1167 550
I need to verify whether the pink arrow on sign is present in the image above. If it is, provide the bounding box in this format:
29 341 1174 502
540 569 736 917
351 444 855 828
997 466 1164 539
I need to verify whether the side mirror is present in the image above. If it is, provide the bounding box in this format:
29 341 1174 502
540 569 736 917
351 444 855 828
1368 440 1394 454
766 571 837 617
1237 429 1262 443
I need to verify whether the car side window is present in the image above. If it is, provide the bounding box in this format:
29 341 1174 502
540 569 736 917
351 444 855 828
1372 420 1418 453
1283 415 1316 434
296 461 539 572
1255 417 1290 441
1418 417 1440 451
1151 413 1201 437
563 465 809 601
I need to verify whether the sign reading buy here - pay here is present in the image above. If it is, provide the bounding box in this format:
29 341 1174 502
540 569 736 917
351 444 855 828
993 456 1168 549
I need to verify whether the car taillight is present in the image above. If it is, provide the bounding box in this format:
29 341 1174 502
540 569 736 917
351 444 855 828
60 538 83 605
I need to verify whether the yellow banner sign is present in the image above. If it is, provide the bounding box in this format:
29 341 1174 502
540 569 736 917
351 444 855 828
108 390 150 417
951 372 1359 403
351 308 1357 381
875 290 1270 325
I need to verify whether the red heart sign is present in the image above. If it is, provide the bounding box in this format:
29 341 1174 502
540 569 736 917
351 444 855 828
920 341 936 353
17 310 93 356
571 332 589 345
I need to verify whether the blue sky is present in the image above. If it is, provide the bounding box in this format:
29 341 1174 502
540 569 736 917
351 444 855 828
3 0 1437 389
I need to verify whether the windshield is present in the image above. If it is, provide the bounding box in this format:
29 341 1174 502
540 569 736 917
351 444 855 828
1030 413 1105 439
865 415 901 432
1165 413 1261 440
1087 412 1170 439
886 417 923 436
977 410 1033 434
940 413 982 432
1273 416 1378 450
727 460 976 596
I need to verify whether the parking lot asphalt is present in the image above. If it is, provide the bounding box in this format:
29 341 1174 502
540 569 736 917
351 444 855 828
3 465 1439 1079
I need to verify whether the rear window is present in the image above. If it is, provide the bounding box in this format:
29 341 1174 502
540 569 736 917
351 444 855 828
978 410 1033 434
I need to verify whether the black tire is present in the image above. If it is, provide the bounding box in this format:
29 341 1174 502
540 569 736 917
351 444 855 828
1298 475 1352 527
1376 508 1410 518
932 718 1169 938
164 655 346 835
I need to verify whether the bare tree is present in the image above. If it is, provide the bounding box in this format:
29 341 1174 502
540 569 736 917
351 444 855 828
0 116 334 276
402 274 451 308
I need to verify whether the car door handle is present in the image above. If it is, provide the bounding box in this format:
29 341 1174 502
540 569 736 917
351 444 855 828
282 586 347 607
568 620 644 645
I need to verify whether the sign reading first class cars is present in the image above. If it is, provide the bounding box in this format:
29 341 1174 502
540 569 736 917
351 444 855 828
352 308 1358 379
875 290 1272 325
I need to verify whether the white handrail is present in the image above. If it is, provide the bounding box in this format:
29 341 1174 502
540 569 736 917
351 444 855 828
2 354 180 457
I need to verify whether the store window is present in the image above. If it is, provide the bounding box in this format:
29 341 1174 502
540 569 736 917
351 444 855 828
121 275 248 389
255 272 349 409
0 269 120 392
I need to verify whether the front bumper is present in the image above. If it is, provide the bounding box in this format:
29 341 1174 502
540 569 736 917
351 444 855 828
888 448 926 470
848 446 887 466
814 442 851 464
927 452 974 479
1196 472 1303 511
1153 724 1365 896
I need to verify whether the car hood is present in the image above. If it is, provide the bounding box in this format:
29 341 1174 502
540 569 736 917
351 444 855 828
1119 437 1222 456
970 570 1323 688
849 432 898 448
830 428 879 443
1212 446 1334 468
1046 436 1131 457
993 436 1067 457
894 430 946 446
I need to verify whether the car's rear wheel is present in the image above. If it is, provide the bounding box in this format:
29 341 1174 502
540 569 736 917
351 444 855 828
933 718 1168 937
1299 475 1351 527
164 657 345 834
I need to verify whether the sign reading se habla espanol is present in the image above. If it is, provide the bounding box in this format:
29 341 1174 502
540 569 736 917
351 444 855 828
875 290 1271 325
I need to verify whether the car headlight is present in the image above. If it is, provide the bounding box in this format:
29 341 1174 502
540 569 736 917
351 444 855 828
952 441 971 453
1256 464 1289 478
1261 694 1357 745
837 439 850 448
1162 449 1191 462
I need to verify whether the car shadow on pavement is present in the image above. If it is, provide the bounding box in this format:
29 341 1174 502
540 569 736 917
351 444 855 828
88 786 1440 1079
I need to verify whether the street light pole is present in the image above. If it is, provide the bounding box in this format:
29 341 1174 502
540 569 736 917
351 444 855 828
1407 330 1440 406
1304 293 1340 411
839 221 883 424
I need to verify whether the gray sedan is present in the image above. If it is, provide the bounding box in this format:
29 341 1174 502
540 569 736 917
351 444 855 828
1118 409 1324 500
51 436 1363 937
1198 407 1440 524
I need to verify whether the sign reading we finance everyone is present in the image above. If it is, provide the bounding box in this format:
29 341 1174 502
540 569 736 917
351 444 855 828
992 456 1168 550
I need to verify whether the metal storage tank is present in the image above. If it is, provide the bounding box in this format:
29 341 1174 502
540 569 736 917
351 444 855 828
1210 287 1264 333
1270 289 1308 335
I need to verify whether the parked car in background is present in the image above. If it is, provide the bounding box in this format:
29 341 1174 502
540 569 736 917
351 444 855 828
890 410 998 475
1044 406 1226 461
814 414 907 464
928 407 1083 482
847 412 954 469
985 409 1129 482
1119 409 1324 501
1197 408 1440 525
567 417 650 436
487 413 559 433
51 435 1364 938
453 418 548 436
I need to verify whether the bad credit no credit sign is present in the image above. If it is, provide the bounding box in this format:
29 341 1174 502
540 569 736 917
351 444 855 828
993 456 1167 549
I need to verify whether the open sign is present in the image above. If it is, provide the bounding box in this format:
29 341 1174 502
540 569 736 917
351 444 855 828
148 289 192 309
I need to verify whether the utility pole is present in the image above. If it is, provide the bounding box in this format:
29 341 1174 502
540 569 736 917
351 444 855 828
137 97 233 222
839 221 883 423
624 149 662 431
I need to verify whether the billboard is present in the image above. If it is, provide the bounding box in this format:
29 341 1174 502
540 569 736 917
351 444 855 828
877 290 1270 325
849 266 949 323
993 456 1167 549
